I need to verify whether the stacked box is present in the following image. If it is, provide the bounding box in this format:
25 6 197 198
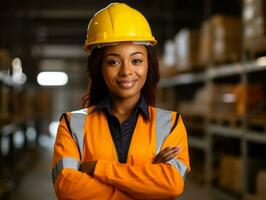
160 40 178 77
243 0 266 52
211 84 264 116
219 155 242 192
178 84 213 115
256 170 266 199
211 15 241 64
198 21 213 66
198 15 242 66
174 29 200 72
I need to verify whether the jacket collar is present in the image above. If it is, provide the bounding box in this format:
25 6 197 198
93 95 149 120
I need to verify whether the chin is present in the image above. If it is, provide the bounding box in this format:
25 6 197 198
114 91 140 99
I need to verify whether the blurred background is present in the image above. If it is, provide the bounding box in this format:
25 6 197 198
0 0 266 200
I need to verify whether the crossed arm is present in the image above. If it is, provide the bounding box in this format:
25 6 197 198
81 146 180 175
52 115 190 200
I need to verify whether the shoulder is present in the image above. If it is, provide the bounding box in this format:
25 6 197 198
148 106 179 115
64 106 96 116
148 106 181 124
69 108 88 114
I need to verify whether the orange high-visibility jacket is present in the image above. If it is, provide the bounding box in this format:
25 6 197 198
52 106 190 200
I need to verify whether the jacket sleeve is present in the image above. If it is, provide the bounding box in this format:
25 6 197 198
52 112 133 200
93 114 190 200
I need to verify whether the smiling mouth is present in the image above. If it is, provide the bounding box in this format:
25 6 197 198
117 80 137 89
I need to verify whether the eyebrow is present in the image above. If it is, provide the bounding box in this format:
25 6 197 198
105 51 144 57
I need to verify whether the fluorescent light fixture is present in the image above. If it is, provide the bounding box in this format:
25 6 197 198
37 71 68 86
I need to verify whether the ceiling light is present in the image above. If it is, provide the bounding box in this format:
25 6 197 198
37 71 68 86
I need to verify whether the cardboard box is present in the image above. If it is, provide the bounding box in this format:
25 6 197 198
174 29 200 72
160 41 178 77
198 21 213 66
243 0 266 52
198 15 241 65
256 170 266 199
211 84 264 116
219 155 242 192
211 15 241 64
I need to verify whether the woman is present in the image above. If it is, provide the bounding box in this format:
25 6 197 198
52 3 190 200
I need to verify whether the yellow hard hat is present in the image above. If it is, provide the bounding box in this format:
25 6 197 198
83 3 157 52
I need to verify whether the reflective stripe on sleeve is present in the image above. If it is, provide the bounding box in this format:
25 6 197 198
70 109 87 159
52 157 81 183
168 158 187 180
155 108 172 154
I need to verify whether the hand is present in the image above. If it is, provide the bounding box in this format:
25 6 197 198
153 146 181 164
80 161 97 176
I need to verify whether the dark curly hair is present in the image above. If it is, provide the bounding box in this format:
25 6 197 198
83 45 160 107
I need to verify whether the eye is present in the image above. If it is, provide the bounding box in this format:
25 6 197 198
107 59 120 66
132 59 143 65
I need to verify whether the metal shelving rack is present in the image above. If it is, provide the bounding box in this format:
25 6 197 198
0 73 41 199
158 60 266 200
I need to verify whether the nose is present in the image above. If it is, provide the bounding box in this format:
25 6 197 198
119 61 132 76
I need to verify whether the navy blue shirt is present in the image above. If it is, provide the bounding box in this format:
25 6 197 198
94 96 149 163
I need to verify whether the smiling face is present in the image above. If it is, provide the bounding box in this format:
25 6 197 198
101 42 148 101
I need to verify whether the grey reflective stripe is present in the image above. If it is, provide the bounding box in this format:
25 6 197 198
168 158 187 180
52 157 80 183
155 108 172 154
70 109 87 159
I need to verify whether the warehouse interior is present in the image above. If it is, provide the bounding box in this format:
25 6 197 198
0 0 266 199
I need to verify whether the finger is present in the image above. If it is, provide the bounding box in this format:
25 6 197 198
160 153 177 163
156 148 178 163
153 147 171 161
155 147 178 161
153 146 181 163
156 147 171 157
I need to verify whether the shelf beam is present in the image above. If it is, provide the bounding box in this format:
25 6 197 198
158 59 266 88
188 136 208 151
159 72 206 88
208 125 243 138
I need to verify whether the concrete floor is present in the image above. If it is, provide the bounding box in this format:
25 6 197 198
9 135 57 200
8 135 209 200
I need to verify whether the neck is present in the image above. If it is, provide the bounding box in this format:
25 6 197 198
110 94 140 123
